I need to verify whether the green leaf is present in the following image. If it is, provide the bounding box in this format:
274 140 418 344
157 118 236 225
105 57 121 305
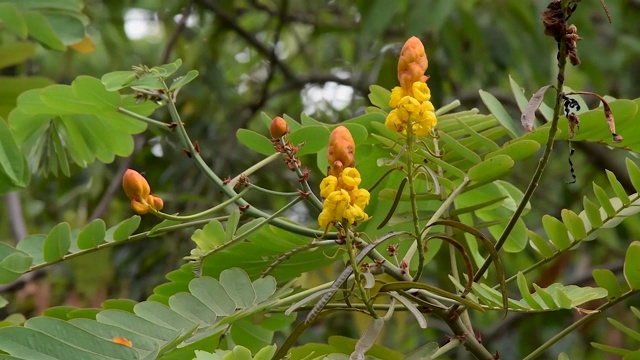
582 196 603 230
43 222 71 262
468 155 514 184
133 301 196 332
76 219 106 250
561 209 586 241
25 317 138 359
591 342 631 357
101 71 137 91
192 219 226 251
479 89 520 138
0 42 36 69
484 139 541 161
112 216 141 242
97 309 178 343
439 132 481 164
236 129 274 156
169 293 217 326
593 269 622 301
0 326 105 360
606 170 631 205
608 318 640 342
288 126 330 156
626 158 640 193
368 85 391 110
188 276 236 316
624 241 640 290
528 230 556 258
516 273 543 310
532 283 558 309
220 268 256 309
0 118 30 192
0 3 27 38
593 183 618 217
169 70 199 91
15 234 45 266
542 215 572 250
0 243 32 284
23 11 65 51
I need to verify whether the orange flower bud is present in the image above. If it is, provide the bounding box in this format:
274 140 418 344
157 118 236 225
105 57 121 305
122 169 150 201
397 36 428 92
130 199 149 214
327 126 355 176
269 116 289 139
147 194 164 211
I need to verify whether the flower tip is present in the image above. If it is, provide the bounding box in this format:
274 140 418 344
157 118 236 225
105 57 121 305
397 37 428 91
269 116 289 139
327 126 355 173
123 169 150 201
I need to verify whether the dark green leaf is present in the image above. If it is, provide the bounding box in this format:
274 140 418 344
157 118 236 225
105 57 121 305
111 216 141 242
542 215 572 250
23 11 65 51
76 219 106 250
479 89 520 138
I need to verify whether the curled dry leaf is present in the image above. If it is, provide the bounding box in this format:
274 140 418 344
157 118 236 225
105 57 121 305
521 85 553 132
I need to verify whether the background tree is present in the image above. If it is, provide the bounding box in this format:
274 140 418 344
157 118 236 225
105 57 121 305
1 0 640 359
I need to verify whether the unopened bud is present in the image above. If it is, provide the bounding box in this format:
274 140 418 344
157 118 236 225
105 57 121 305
122 169 150 201
397 36 428 92
327 126 355 176
147 195 164 211
270 116 289 139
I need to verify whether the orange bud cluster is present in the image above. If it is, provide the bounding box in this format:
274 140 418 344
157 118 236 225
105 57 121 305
122 169 164 214
397 36 429 93
269 116 289 139
326 125 355 177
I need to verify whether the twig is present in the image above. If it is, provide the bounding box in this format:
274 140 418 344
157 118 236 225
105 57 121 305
474 0 572 281
161 0 195 64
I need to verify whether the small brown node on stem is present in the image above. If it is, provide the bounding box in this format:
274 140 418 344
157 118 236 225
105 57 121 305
400 259 408 274
237 174 250 188
182 148 192 158
387 244 399 257
299 168 310 182
494 350 501 359
222 176 231 185
297 189 310 198
239 204 250 212
167 122 178 129
194 141 200 153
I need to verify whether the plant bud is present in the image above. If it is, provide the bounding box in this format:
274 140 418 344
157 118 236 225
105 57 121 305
122 169 150 201
130 199 149 214
147 194 164 211
397 36 428 92
327 126 355 176
270 116 289 139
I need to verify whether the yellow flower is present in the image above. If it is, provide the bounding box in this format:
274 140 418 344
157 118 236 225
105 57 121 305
324 189 351 219
385 109 406 133
421 100 435 113
398 96 421 114
343 205 368 224
411 82 431 102
350 188 370 209
320 175 338 198
413 111 438 137
318 210 334 229
389 86 404 108
339 167 361 191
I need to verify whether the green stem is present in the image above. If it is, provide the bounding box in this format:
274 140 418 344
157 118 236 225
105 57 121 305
246 183 301 197
29 217 224 271
474 0 570 281
117 107 172 129
346 222 379 318
226 152 281 188
278 137 324 212
155 80 336 240
200 195 305 260
404 120 425 281
149 188 250 221
523 290 640 360
435 100 461 116
402 177 470 265
431 339 461 359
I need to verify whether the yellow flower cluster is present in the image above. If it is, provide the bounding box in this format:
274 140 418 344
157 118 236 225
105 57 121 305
385 82 437 136
384 36 437 137
318 167 370 230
